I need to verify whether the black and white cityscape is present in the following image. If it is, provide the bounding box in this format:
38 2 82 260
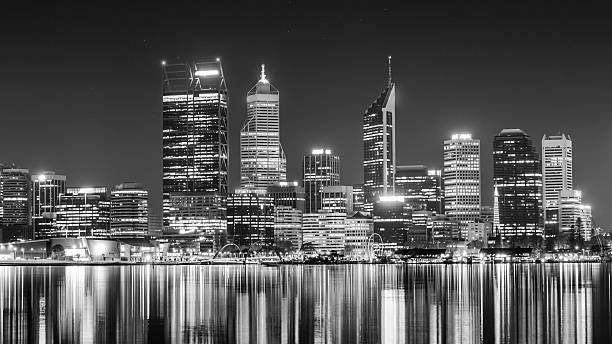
1 1 612 343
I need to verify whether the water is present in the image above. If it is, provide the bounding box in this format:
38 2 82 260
0 263 610 343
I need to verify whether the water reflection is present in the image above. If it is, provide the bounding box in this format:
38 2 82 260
0 264 610 343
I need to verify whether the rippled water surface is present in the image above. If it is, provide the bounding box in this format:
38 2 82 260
0 263 610 343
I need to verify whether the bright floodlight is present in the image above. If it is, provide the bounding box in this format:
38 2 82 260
195 70 220 77
161 60 166 66
216 57 220 62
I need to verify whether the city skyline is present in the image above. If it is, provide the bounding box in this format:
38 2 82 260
1 2 611 227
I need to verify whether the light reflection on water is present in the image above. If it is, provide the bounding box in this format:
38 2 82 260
0 264 610 343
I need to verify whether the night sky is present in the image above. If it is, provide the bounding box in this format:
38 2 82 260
1 1 611 226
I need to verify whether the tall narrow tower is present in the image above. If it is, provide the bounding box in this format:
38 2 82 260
240 64 286 188
162 59 228 247
363 56 396 211
542 133 573 236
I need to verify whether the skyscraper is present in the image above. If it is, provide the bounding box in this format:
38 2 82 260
542 133 573 236
31 172 66 239
302 149 340 213
363 56 396 211
0 167 31 241
227 188 274 247
162 59 228 246
240 64 286 188
110 183 149 238
56 187 111 238
493 129 543 238
558 190 592 241
395 165 444 214
443 134 481 228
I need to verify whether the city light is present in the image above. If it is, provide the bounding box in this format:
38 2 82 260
194 69 220 77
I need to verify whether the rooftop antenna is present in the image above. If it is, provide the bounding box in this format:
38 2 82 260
259 64 269 83
387 55 392 86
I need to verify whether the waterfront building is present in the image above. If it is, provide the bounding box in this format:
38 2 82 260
443 134 481 228
352 184 365 212
373 196 410 250
110 183 149 238
464 221 492 245
302 149 340 213
410 210 433 245
31 172 66 239
162 59 228 246
302 210 346 253
427 215 460 245
542 133 573 236
493 129 543 238
227 188 274 247
240 64 286 188
344 211 373 255
56 187 110 237
1 167 32 241
558 190 592 241
273 206 302 250
395 165 443 214
363 57 396 211
267 181 304 212
321 185 354 213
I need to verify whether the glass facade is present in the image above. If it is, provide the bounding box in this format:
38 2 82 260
56 187 110 238
493 129 543 238
31 172 66 239
1 168 32 241
542 133 573 237
110 183 149 238
302 149 340 213
395 165 444 214
227 189 274 247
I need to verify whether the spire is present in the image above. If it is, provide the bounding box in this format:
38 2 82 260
387 55 392 86
259 64 269 83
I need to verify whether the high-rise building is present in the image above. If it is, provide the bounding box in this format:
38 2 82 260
410 210 433 245
227 188 274 247
493 129 543 238
395 165 444 214
1 168 32 241
542 133 573 236
373 196 410 250
302 210 346 253
321 185 353 213
344 211 373 255
31 172 66 239
427 215 460 244
363 57 396 211
302 149 340 213
56 187 110 237
240 65 286 188
267 181 304 212
558 190 592 241
352 184 365 212
110 183 149 238
273 206 302 250
162 59 229 246
443 134 481 228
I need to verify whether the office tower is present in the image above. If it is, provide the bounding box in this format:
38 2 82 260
344 211 373 255
267 181 305 212
0 167 31 241
110 183 149 238
395 165 444 214
321 185 354 213
31 172 66 239
274 206 302 250
558 190 592 241
542 133 573 236
302 149 340 213
352 184 365 212
427 215 460 244
162 59 228 246
493 129 543 238
363 57 396 211
240 64 286 188
56 187 110 237
373 196 411 250
410 210 433 245
227 188 274 246
302 210 346 253
443 134 481 228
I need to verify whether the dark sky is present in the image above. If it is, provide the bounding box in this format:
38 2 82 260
1 1 612 226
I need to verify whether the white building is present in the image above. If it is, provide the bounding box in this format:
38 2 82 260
302 211 346 253
321 185 354 213
240 64 286 188
464 222 491 244
542 134 573 235
443 133 481 229
110 183 149 238
344 211 373 255
559 190 592 241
